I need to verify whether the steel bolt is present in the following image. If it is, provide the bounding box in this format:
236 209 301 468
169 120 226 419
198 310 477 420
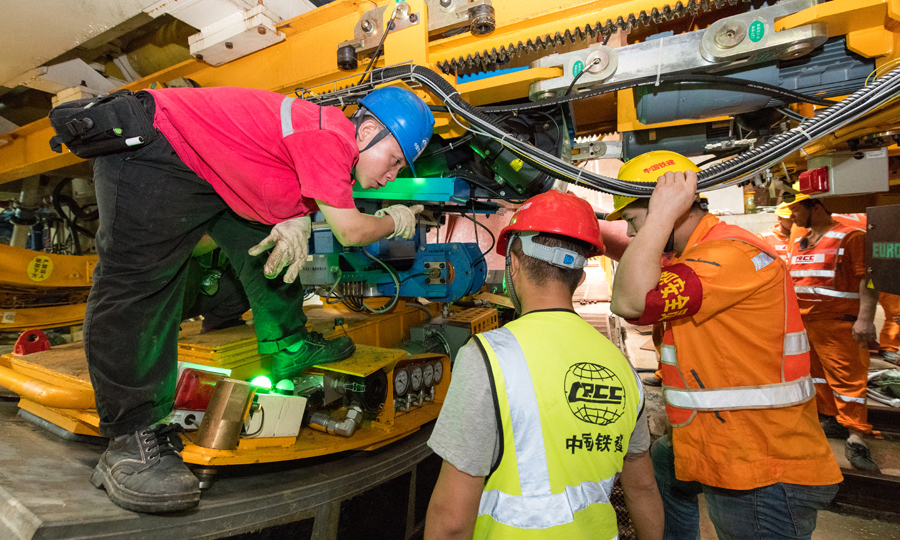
440 0 452 6
409 13 418 23
225 41 234 50
361 19 374 33
257 26 267 35
714 22 746 49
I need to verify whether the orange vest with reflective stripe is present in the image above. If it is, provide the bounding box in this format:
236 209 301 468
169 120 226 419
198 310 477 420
789 222 863 304
757 226 790 262
832 213 867 229
660 223 814 427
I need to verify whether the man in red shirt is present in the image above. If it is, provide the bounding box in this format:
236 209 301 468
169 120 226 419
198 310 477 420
79 86 434 513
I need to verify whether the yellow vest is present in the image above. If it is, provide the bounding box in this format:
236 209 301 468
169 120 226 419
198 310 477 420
473 310 643 540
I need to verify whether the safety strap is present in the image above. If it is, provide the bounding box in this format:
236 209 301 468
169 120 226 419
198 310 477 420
519 232 587 269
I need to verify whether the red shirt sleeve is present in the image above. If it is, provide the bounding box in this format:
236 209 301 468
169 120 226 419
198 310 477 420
282 130 357 209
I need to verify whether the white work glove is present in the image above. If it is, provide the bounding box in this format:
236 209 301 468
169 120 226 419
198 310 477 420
248 215 311 283
375 204 424 240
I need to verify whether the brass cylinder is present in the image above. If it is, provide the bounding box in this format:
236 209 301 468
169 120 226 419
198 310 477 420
194 379 255 450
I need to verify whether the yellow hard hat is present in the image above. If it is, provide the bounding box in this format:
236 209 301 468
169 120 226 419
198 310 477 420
607 151 701 221
783 182 810 207
774 202 793 218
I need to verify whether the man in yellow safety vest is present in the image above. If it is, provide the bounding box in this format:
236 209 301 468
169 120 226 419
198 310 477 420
424 190 663 540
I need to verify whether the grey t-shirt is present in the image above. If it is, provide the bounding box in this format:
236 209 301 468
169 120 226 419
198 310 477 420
428 340 652 477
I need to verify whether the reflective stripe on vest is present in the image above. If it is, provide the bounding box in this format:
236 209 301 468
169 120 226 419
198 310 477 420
280 96 295 138
791 223 861 302
477 328 619 529
794 286 860 299
658 222 813 426
662 330 813 411
664 375 816 411
790 269 835 278
758 228 790 262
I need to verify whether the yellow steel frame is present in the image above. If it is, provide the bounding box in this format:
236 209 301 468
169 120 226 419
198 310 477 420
7 0 895 184
0 244 96 288
0 302 457 464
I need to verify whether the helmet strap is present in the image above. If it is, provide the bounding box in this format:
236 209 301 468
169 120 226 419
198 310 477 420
505 244 523 316
519 232 586 269
353 108 391 155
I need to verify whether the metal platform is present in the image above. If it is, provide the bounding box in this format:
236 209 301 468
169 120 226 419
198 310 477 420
0 399 441 540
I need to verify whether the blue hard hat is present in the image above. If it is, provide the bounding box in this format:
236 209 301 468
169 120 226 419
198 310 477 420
358 87 434 176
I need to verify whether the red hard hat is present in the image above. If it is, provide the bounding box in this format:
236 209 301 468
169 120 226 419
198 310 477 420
497 190 605 257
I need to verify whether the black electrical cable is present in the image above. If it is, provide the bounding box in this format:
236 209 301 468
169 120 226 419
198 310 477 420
483 73 834 114
778 107 810 123
341 13 397 111
356 19 395 86
564 57 603 97
449 170 527 203
52 178 98 255
459 212 495 264
418 133 475 160
308 62 900 196
695 149 743 167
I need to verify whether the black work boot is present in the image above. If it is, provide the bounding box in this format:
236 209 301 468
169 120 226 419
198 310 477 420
272 332 356 380
91 424 200 513
819 414 850 439
846 438 880 473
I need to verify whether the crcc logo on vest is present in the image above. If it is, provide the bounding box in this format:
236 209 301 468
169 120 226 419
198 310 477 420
565 363 627 426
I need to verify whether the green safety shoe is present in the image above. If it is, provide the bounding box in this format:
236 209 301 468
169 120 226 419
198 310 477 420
272 332 356 380
846 440 880 473
91 424 200 513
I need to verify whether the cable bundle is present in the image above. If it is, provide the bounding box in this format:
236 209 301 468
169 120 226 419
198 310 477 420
309 63 900 196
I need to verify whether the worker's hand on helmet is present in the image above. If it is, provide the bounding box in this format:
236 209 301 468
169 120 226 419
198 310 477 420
248 215 312 283
649 170 699 223
375 204 424 240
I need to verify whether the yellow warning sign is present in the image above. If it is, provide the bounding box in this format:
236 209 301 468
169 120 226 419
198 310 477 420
27 256 54 282
867 279 875 289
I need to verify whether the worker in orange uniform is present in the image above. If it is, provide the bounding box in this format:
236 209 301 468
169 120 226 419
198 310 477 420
787 195 880 471
756 202 794 262
609 151 842 540
880 293 900 363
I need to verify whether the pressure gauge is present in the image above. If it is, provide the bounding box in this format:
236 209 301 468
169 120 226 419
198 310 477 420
410 365 424 392
394 368 409 397
423 363 435 387
432 361 443 384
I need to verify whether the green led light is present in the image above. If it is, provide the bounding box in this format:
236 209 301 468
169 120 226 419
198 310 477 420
275 379 295 392
250 375 272 389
